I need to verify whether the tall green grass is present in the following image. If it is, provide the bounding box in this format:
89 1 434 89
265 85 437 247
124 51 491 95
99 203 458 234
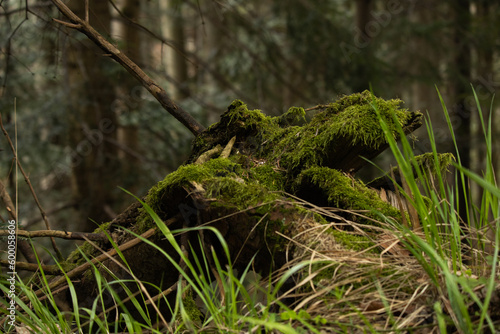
371 87 499 333
1 197 311 333
0 242 172 333
125 192 316 333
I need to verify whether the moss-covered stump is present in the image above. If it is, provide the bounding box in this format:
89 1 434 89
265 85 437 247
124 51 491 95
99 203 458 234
51 91 437 324
189 90 422 175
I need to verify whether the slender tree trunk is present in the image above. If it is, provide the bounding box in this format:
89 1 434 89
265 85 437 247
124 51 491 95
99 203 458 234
65 0 119 231
451 0 472 225
160 0 189 101
409 1 442 115
115 0 142 197
356 0 372 38
353 0 373 92
198 0 223 124
473 0 496 253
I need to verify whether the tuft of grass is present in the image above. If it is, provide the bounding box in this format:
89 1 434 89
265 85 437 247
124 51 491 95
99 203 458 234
370 86 499 333
1 238 169 333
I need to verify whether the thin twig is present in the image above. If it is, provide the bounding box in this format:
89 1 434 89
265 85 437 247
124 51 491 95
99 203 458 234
23 225 158 302
0 229 109 241
0 2 52 17
0 259 61 274
0 113 63 260
52 18 81 29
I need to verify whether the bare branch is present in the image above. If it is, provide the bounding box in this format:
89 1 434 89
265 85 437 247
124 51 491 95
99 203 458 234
0 229 109 242
52 18 81 29
24 224 161 302
0 259 61 274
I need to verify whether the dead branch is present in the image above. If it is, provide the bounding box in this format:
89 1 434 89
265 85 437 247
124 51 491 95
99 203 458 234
0 229 109 242
50 0 205 136
25 223 163 302
0 259 61 274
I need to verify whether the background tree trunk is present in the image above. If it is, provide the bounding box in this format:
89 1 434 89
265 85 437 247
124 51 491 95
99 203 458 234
472 0 496 252
198 0 223 124
353 0 373 93
408 0 443 151
114 0 143 199
65 0 120 231
160 0 189 101
451 0 471 223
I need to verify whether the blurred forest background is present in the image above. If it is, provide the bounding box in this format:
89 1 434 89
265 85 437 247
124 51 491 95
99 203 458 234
0 0 499 257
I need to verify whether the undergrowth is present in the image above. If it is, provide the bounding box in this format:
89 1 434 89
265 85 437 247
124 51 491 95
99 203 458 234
0 88 498 333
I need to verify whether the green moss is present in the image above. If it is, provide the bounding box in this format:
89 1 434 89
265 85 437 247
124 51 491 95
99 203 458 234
66 241 99 266
263 125 322 172
248 164 285 191
317 91 413 138
189 100 276 163
257 90 420 174
64 92 420 272
414 152 455 176
369 152 455 188
192 92 419 177
328 229 375 253
295 166 401 222
134 212 156 235
273 106 307 127
65 221 113 265
94 221 111 232
140 157 285 232
223 99 270 128
147 158 238 204
205 177 280 210
177 288 203 329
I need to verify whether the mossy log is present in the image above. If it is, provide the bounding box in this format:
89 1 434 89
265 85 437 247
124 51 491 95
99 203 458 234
46 91 430 319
